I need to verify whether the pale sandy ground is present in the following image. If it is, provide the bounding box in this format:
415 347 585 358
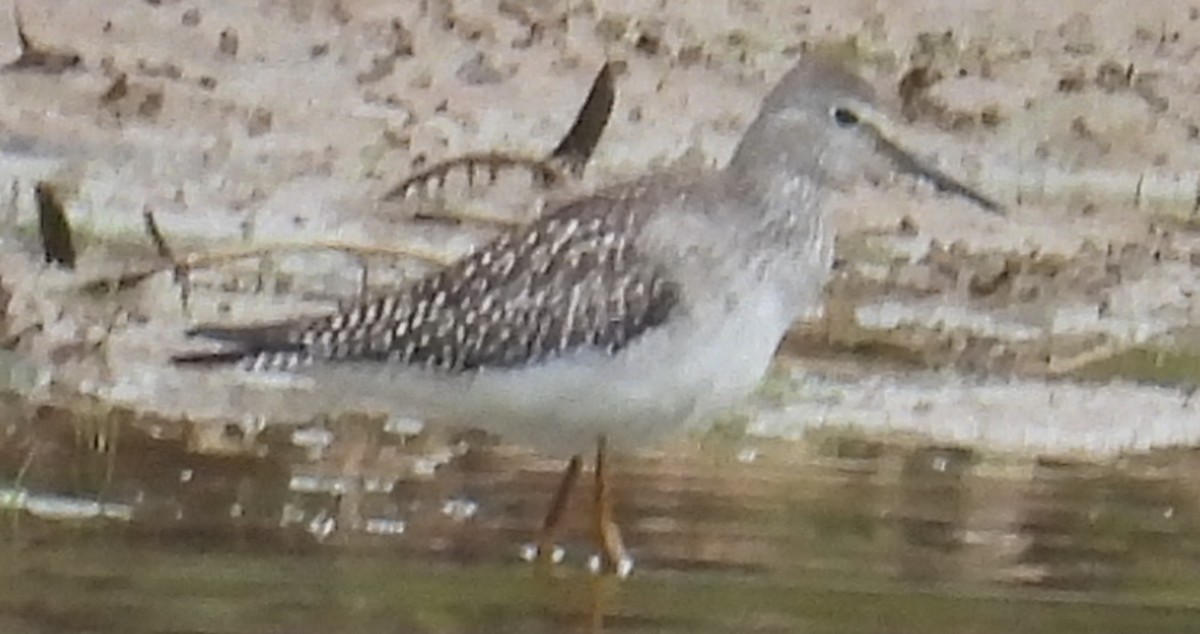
2 0 1200 457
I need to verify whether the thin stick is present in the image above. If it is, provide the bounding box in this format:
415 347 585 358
143 207 193 309
77 240 457 296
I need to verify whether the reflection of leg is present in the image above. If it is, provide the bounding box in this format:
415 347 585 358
536 454 582 568
585 573 620 634
592 435 631 576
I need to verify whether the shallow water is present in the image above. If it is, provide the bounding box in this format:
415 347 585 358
3 395 1200 633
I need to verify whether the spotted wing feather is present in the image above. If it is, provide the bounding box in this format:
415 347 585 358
176 198 679 373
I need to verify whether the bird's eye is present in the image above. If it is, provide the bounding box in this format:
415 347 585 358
831 107 859 128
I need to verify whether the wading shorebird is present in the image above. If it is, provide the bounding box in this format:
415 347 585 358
175 55 1002 576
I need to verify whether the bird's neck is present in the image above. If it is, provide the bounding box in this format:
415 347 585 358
717 153 834 315
720 155 825 241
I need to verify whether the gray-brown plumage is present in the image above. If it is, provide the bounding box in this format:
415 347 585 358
176 56 1000 457
178 197 679 372
173 57 1001 575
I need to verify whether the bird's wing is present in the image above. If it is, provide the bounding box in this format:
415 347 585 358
175 197 680 372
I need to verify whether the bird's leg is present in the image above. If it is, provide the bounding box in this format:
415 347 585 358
591 435 631 576
535 453 582 567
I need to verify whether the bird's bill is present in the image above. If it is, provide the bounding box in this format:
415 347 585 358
854 101 1003 214
872 133 1003 214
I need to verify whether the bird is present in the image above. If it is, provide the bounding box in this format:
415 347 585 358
173 55 1002 575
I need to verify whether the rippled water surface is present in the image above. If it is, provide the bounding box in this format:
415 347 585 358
3 394 1200 633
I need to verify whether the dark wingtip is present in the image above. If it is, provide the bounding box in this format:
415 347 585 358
185 323 300 344
171 350 249 366
185 325 252 342
177 323 304 366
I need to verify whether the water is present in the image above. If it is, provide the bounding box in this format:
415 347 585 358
3 395 1200 633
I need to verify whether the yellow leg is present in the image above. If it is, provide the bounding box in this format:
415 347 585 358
592 435 631 576
535 454 582 569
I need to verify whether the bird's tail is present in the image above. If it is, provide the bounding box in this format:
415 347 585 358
171 350 257 365
172 323 303 366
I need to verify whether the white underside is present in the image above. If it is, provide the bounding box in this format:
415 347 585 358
293 284 795 456
100 178 830 457
113 278 796 457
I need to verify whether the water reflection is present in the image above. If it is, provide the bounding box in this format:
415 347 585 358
3 394 1200 632
896 446 973 582
1017 455 1199 591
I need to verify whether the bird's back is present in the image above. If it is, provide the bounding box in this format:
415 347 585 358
178 188 683 375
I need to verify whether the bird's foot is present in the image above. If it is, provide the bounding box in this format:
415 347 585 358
587 551 635 578
519 541 565 567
